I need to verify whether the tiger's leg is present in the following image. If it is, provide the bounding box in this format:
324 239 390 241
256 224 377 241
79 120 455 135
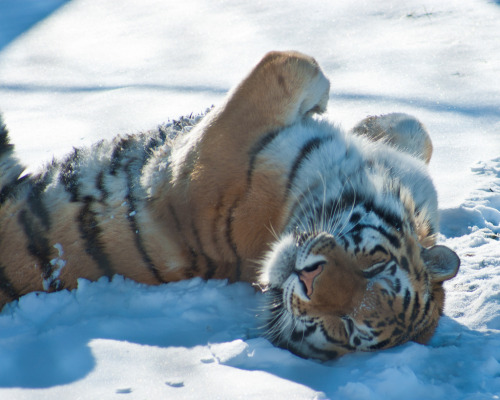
351 113 433 163
170 50 330 182
155 51 330 282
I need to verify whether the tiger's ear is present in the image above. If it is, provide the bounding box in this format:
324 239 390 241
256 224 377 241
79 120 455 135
422 245 460 283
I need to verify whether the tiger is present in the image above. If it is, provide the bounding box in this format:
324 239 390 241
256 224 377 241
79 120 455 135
0 50 459 360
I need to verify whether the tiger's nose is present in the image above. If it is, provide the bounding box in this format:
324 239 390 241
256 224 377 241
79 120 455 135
298 263 324 298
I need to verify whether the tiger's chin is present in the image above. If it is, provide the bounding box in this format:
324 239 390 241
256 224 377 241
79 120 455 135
260 287 351 361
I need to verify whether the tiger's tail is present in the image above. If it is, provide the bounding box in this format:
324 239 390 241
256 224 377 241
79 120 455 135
0 115 26 205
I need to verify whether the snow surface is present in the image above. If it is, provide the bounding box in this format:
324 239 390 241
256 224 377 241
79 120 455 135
0 0 499 399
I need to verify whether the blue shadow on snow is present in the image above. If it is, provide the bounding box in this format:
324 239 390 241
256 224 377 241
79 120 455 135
0 0 72 51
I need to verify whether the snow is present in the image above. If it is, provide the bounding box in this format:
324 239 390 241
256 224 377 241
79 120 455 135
0 0 499 398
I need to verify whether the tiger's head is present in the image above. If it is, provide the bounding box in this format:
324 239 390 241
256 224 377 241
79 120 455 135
260 198 460 361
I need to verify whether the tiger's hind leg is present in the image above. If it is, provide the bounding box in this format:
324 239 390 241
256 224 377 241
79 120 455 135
351 113 433 164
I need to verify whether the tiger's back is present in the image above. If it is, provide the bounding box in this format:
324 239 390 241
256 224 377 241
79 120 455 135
0 117 186 302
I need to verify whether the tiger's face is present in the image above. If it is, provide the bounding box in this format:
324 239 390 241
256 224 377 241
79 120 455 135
260 205 460 361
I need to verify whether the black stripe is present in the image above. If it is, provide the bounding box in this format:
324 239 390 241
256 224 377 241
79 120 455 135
124 173 165 284
77 196 114 278
350 224 401 249
108 145 167 283
371 329 383 338
247 129 281 185
344 317 355 336
423 296 431 316
370 245 388 255
368 338 392 350
320 323 352 347
191 221 218 279
110 136 134 176
0 117 26 204
286 136 329 193
115 132 164 182
414 268 422 283
156 125 168 142
95 171 109 203
362 263 387 279
168 203 183 235
363 200 404 233
350 212 362 225
18 209 55 288
303 324 317 337
391 327 404 337
225 199 242 280
352 231 363 246
410 293 421 321
376 320 387 328
168 203 199 277
394 278 402 293
388 263 397 276
0 119 12 158
0 264 20 301
306 344 339 360
26 168 55 230
59 148 80 202
400 256 410 272
0 175 29 205
290 328 303 342
290 324 317 342
403 288 412 312
142 132 167 167
405 243 414 259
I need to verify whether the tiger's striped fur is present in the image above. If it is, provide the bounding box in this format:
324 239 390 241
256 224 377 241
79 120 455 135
0 51 459 360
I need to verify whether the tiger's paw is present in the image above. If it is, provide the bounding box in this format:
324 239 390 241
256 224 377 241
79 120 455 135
232 50 330 129
267 50 330 125
351 113 433 164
